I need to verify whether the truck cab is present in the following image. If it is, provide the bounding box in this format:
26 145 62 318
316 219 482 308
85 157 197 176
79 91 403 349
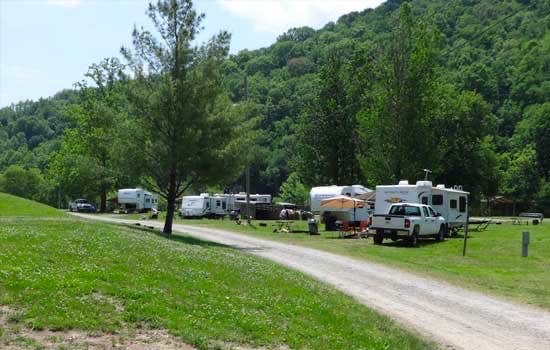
370 203 447 246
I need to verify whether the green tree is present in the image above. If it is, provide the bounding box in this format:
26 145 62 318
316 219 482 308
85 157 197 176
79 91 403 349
278 172 309 206
121 0 251 234
500 146 541 213
50 58 126 212
431 85 498 199
358 2 442 185
512 103 550 180
296 50 361 187
0 165 45 201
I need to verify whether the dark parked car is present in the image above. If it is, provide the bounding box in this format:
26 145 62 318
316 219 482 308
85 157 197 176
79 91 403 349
68 199 96 213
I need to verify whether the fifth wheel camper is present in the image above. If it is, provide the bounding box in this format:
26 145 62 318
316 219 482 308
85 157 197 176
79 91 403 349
374 180 469 231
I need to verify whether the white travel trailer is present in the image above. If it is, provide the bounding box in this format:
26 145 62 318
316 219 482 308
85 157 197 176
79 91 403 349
374 180 469 231
216 192 272 212
310 185 373 222
180 193 228 218
117 188 158 212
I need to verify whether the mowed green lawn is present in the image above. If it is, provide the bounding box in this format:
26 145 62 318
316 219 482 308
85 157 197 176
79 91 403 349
0 196 432 349
146 215 550 309
0 192 63 217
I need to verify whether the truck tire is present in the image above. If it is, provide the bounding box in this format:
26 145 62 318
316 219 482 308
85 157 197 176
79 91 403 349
409 227 419 247
373 230 384 245
435 224 446 241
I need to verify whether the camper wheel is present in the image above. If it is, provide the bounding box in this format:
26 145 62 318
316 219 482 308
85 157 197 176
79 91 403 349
449 226 459 237
435 224 446 242
373 230 384 245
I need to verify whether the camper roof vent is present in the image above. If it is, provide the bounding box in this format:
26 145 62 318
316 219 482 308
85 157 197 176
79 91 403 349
200 193 210 197
398 180 409 185
453 185 463 191
416 181 433 187
436 184 445 189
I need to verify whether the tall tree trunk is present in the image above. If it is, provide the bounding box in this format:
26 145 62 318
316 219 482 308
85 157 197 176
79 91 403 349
163 169 177 235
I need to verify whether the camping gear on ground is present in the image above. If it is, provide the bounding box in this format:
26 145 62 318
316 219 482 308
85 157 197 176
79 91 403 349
321 195 366 238
321 195 365 220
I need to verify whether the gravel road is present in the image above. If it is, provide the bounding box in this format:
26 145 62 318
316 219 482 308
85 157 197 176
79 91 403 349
72 213 550 350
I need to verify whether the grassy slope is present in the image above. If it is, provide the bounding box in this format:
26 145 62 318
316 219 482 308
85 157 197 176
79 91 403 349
151 216 550 309
0 192 63 217
0 198 432 350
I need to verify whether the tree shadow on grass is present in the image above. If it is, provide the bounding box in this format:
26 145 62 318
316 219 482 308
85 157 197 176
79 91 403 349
380 238 442 248
448 233 477 239
128 223 229 249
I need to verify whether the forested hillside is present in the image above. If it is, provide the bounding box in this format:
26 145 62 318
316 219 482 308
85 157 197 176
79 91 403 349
0 0 548 213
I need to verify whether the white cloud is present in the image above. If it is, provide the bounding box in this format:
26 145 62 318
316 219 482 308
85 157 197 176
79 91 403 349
217 0 384 34
46 0 82 8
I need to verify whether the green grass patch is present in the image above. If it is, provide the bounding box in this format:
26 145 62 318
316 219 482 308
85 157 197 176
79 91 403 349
140 216 550 309
0 217 432 349
0 192 63 217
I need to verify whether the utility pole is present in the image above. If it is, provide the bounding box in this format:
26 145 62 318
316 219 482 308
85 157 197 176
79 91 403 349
244 74 251 224
462 213 469 256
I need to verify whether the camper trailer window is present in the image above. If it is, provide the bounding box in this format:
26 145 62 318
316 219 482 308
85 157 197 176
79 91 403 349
146 198 150 203
137 193 140 197
222 202 226 210
450 199 457 209
216 200 221 206
459 196 466 212
421 196 429 205
432 195 443 205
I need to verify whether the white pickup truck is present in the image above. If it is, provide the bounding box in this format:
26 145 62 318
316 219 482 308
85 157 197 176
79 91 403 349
370 203 447 246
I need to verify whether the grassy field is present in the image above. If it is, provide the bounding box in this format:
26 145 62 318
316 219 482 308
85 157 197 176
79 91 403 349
0 193 63 217
121 213 550 309
0 196 432 349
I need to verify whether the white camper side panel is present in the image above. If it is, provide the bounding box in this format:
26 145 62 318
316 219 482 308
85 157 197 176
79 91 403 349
449 191 469 227
142 192 157 210
374 185 420 215
180 196 209 217
118 188 158 211
430 189 448 220
210 196 227 216
118 189 139 205
430 188 468 227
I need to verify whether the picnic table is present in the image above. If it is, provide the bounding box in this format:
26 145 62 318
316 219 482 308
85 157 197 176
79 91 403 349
274 220 294 233
511 218 530 225
519 212 544 223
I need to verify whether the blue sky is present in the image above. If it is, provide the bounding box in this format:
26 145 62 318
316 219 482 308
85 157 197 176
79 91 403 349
0 0 384 107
